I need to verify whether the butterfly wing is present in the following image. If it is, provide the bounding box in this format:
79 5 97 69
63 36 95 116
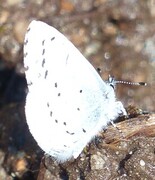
24 20 126 162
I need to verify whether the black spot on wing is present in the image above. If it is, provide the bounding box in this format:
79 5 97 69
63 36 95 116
38 73 41 78
51 37 55 41
63 122 67 126
58 93 61 96
77 108 80 111
24 52 28 58
55 82 57 88
55 119 58 123
42 40 45 46
47 102 50 107
79 90 82 93
65 54 69 64
66 131 75 135
42 48 45 55
82 128 86 133
42 58 45 67
44 70 48 79
24 66 29 71
24 39 28 45
104 93 109 99
50 111 52 117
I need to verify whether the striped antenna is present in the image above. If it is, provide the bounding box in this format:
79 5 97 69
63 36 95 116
108 75 147 88
114 80 147 86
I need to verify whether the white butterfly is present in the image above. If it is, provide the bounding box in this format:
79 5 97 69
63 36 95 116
24 20 127 162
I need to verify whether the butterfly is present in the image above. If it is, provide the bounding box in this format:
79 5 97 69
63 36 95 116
24 20 126 162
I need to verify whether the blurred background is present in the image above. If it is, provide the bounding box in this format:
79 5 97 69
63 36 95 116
0 0 155 179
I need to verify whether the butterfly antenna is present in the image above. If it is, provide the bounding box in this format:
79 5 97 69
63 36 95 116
108 75 147 88
115 80 147 86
